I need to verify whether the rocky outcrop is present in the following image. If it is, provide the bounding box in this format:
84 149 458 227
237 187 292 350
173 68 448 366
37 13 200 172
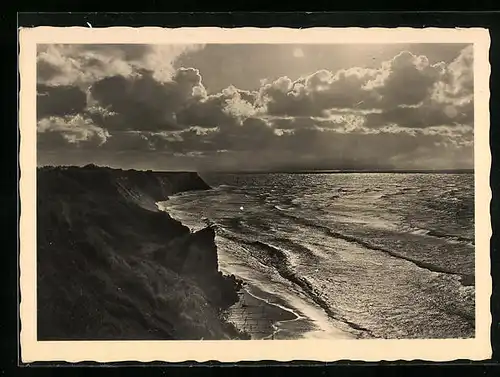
154 225 243 309
36 165 247 341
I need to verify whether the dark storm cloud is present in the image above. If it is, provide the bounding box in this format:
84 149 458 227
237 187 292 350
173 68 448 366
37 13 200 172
363 100 474 129
211 117 276 151
88 68 206 131
134 117 471 161
100 131 154 151
37 129 71 151
176 93 238 129
277 127 473 170
37 84 87 119
134 118 277 155
194 126 470 170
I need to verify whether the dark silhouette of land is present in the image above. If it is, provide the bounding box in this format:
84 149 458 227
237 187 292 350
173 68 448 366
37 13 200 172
37 164 248 340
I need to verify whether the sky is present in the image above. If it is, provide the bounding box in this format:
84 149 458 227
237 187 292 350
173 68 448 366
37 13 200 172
36 43 474 171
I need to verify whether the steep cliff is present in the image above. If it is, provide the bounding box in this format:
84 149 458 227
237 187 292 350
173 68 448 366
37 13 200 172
36 164 246 340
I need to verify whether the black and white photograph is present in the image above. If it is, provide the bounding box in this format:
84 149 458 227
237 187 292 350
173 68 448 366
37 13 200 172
19 27 491 362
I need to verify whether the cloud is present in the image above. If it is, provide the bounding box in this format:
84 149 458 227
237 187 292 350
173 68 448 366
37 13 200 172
363 46 474 129
257 46 473 130
37 44 204 87
88 68 206 131
212 117 276 151
37 84 87 119
172 43 470 94
363 100 473 129
118 115 471 168
37 44 137 87
258 67 379 117
136 118 277 155
175 85 258 129
432 45 473 103
364 51 444 107
178 127 473 171
37 114 110 149
268 114 363 132
36 44 474 170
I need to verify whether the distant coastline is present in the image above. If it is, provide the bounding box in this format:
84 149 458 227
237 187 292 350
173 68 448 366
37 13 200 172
38 164 474 175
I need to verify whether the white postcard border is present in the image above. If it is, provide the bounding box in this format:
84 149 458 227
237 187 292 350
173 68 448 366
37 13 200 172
19 26 492 363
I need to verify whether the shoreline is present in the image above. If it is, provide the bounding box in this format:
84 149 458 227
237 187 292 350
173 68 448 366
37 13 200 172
160 198 357 340
224 285 316 340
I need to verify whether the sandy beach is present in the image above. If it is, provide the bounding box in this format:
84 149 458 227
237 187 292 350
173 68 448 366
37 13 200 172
224 284 316 340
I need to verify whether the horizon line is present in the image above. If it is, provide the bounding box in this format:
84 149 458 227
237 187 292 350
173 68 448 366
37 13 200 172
37 164 474 174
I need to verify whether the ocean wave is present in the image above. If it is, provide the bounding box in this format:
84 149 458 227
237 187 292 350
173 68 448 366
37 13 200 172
410 228 431 236
375 187 415 200
160 173 474 339
215 184 236 190
409 227 474 245
273 205 287 211
275 211 474 286
218 233 372 338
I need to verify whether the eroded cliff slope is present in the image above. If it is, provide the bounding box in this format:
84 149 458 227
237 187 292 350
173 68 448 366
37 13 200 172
36 165 246 340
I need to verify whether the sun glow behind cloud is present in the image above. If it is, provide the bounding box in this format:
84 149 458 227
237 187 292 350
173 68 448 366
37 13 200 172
293 48 304 58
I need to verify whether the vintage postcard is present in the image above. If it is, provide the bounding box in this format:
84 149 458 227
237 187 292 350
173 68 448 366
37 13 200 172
19 26 491 362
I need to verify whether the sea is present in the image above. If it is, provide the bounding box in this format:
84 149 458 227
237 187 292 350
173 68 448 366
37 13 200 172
158 172 475 340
